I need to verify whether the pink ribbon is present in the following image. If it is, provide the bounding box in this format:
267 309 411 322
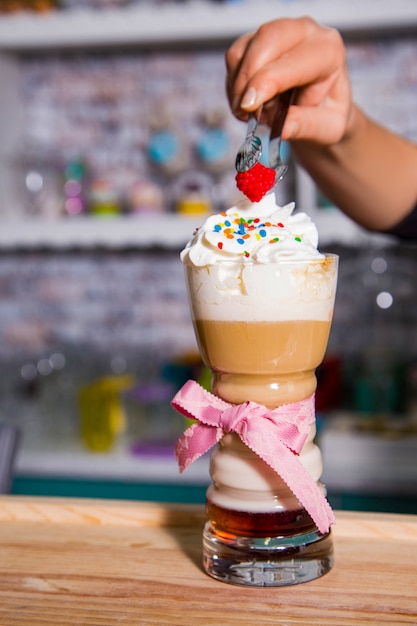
171 379 334 534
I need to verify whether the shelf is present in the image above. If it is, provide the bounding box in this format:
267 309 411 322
0 0 416 51
0 214 200 251
13 417 417 496
321 416 417 496
15 440 210 485
0 209 391 251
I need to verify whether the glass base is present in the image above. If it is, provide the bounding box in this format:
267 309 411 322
202 520 334 587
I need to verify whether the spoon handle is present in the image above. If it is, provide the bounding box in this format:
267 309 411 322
270 89 295 140
269 89 295 172
246 112 258 137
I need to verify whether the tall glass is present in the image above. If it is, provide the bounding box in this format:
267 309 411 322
184 254 338 586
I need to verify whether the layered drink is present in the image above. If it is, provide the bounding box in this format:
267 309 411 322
179 192 338 586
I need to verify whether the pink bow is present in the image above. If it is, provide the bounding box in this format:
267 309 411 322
171 380 334 534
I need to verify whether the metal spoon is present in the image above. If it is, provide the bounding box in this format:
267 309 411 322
268 88 295 182
235 107 263 173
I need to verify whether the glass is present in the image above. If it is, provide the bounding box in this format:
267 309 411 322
184 254 338 586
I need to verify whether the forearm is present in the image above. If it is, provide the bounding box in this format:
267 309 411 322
291 106 417 231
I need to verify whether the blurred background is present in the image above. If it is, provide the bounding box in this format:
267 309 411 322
0 0 416 513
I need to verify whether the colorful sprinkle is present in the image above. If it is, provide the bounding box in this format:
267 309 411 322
211 213 289 254
295 236 302 242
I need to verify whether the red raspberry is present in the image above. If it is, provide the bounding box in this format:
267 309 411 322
236 162 276 202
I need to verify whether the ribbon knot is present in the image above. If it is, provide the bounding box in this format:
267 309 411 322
220 401 251 433
171 379 334 535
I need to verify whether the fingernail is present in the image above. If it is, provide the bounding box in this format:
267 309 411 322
240 87 257 109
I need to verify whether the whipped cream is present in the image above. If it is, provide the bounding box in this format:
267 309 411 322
181 192 323 267
181 192 335 322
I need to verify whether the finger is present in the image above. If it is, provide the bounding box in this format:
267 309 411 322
225 31 254 74
236 20 345 112
232 17 321 107
226 18 308 115
244 35 344 110
225 32 255 110
286 61 351 143
282 102 350 144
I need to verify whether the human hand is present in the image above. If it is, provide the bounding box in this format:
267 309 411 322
226 17 354 145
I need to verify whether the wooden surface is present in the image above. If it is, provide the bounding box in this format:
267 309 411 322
0 496 416 625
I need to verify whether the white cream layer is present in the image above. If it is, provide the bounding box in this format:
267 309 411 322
185 259 337 322
208 430 323 513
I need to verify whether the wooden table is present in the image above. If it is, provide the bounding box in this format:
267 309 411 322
0 496 416 625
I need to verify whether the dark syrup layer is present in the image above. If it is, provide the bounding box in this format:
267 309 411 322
206 500 317 538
